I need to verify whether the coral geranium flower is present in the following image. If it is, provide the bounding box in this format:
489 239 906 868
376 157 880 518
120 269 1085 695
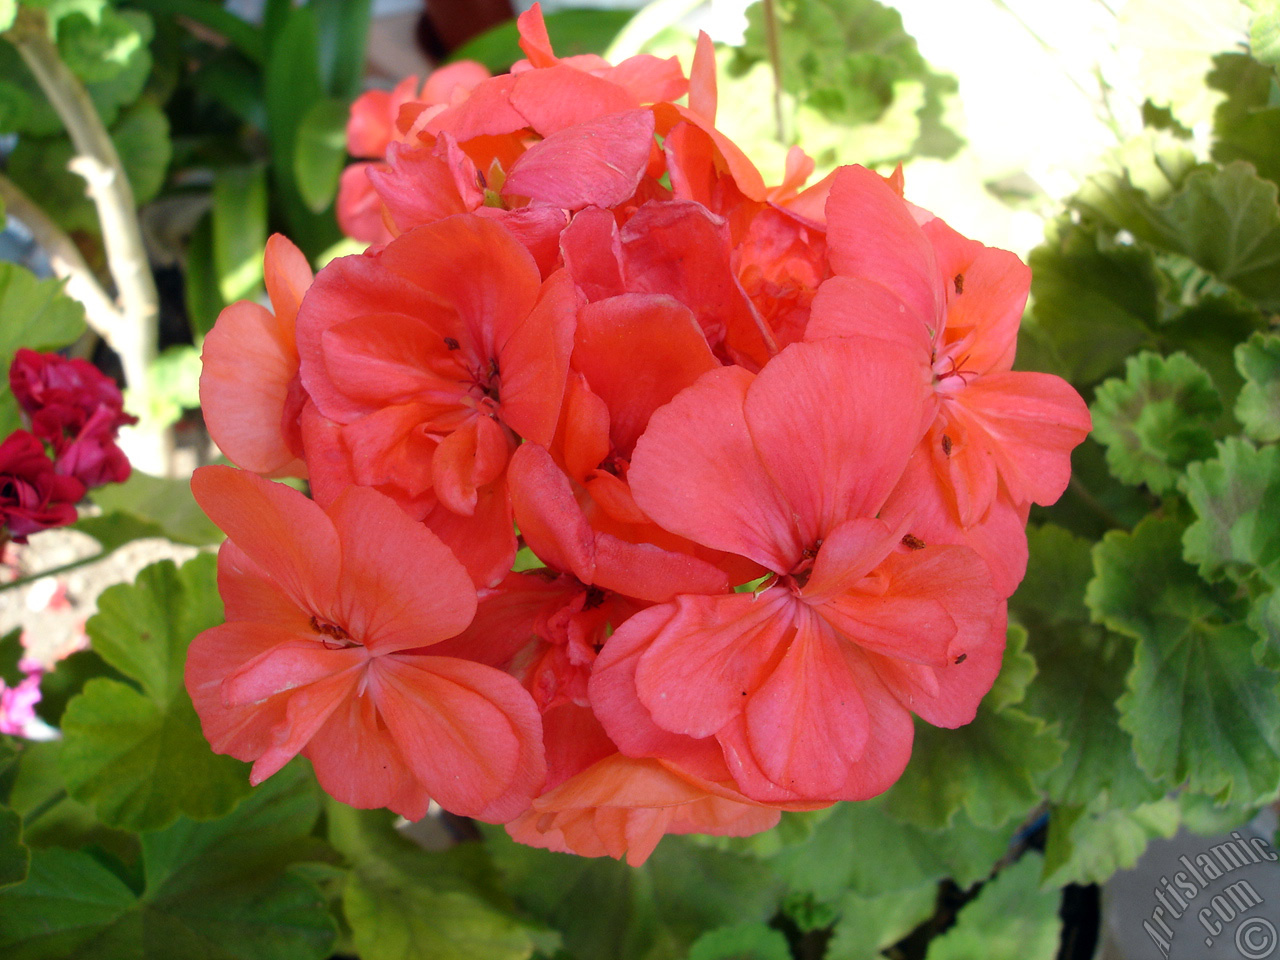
590 338 1004 805
185 465 545 822
200 235 312 479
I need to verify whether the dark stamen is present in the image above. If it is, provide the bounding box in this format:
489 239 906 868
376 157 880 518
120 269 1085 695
953 273 965 295
444 337 460 351
901 534 926 550
941 434 953 457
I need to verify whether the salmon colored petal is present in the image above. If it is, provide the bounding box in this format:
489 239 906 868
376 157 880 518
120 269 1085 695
502 110 655 210
688 31 717 122
720 643 914 803
560 206 625 301
186 621 294 762
320 312 461 414
497 269 578 446
299 402 355 508
427 571 570 667
592 532 731 603
589 603 736 782
222 640 365 706
337 163 395 245
557 372 611 483
192 466 340 614
370 654 544 822
803 517 903 601
297 251 456 420
652 102 767 201
428 74 526 141
249 667 364 785
952 371 1093 508
806 275 934 356
619 200 771 368
583 472 649 525
305 690 432 821
744 338 928 546
927 410 997 528
880 453 1030 598
634 590 795 739
263 234 313 335
573 293 719 458
603 53 688 103
425 473 517 589
432 415 511 516
421 61 490 103
509 65 637 136
200 300 306 477
341 403 437 500
217 541 311 630
347 87 396 158
474 206 569 279
515 4 556 66
741 609 867 797
869 605 1007 728
508 442 596 583
825 164 941 327
629 366 803 571
368 140 480 233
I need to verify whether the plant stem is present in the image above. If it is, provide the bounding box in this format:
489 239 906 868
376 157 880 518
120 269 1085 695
1068 475 1128 531
0 549 109 594
761 0 786 144
22 789 68 828
0 172 124 339
6 8 169 475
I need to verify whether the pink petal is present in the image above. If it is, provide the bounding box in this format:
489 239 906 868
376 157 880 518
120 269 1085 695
424 473 517 589
326 484 477 654
507 442 596 583
628 365 803 571
634 590 795 739
591 532 732 603
509 66 638 136
687 31 717 122
216 541 312 630
497 269 579 446
825 165 941 328
191 466 340 615
806 274 934 356
502 110 656 210
250 666 363 784
222 640 365 706
560 205 625 301
370 654 545 822
431 415 512 516
743 338 928 546
368 139 480 234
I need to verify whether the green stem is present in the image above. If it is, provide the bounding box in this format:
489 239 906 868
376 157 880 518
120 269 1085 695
1068 475 1129 531
23 789 68 829
1 550 109 594
761 0 787 144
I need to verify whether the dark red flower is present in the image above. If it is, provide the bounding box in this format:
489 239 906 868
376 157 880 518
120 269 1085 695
0 430 84 542
9 349 135 489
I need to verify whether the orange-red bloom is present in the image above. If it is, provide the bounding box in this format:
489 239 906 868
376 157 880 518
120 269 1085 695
186 466 545 822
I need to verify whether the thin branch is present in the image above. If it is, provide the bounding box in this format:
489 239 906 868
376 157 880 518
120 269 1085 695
0 171 125 339
6 7 159 395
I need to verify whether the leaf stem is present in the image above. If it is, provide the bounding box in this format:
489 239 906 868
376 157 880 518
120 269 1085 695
761 0 787 144
1068 475 1129 531
23 789 68 828
1 549 110 595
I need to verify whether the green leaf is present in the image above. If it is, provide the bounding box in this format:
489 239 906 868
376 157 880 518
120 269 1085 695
56 7 147 83
0 805 27 890
770 801 1008 901
1090 351 1222 493
1182 438 1280 587
825 883 936 960
182 210 227 339
878 628 1065 830
84 470 224 547
485 826 783 960
313 0 371 98
1015 526 1164 808
132 345 201 433
329 806 543 960
59 555 251 831
0 628 22 689
125 0 263 64
924 853 1060 960
687 924 791 960
0 262 86 364
0 765 335 960
1089 515 1280 804
293 98 348 214
1025 221 1159 386
1253 4 1280 67
213 163 268 303
1208 52 1280 188
449 8 634 73
113 99 171 205
1041 799 1180 887
1235 332 1280 442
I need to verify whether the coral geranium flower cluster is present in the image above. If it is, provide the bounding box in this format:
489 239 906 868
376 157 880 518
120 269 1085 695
191 6 1090 865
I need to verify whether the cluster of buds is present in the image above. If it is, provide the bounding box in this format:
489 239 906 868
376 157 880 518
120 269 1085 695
191 7 1090 864
1 349 134 544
